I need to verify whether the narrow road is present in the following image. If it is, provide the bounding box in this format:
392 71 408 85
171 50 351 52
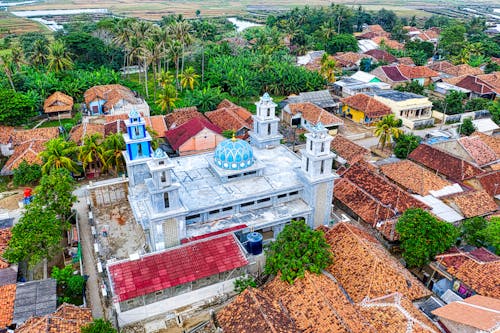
74 188 105 318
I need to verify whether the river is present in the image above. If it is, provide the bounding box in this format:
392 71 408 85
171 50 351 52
227 17 263 32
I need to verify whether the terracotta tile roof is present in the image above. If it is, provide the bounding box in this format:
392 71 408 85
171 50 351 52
84 84 141 110
330 134 370 165
398 64 439 79
1 140 47 174
148 115 167 138
0 126 14 145
334 162 428 225
341 94 392 118
435 247 500 298
432 295 500 332
324 223 432 302
458 135 498 166
476 171 500 196
366 24 386 33
217 288 300 333
0 284 15 328
364 49 397 63
0 228 12 269
378 65 408 82
359 293 438 332
371 37 404 50
165 117 222 150
334 52 367 67
447 190 497 218
418 29 440 41
441 64 483 77
442 75 465 86
471 132 500 156
286 102 343 126
478 72 500 91
108 234 248 302
216 99 253 123
15 303 92 333
409 144 483 181
68 123 105 145
380 160 452 196
263 272 375 333
428 61 454 72
165 108 204 130
397 57 415 66
452 75 497 95
375 219 400 242
103 113 129 122
43 92 73 113
205 107 253 133
12 127 59 146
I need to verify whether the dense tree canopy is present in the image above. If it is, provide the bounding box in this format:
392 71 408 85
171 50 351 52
81 319 117 333
0 89 38 125
396 208 459 267
265 220 333 284
393 133 422 159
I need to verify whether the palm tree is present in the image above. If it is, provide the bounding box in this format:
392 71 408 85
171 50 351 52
10 43 25 71
166 39 183 88
374 114 403 151
157 70 174 89
39 138 80 174
146 126 160 150
29 39 48 67
156 84 179 113
320 54 337 83
0 55 15 91
170 21 192 74
47 41 73 72
102 133 125 176
320 20 336 41
78 133 106 177
179 67 199 91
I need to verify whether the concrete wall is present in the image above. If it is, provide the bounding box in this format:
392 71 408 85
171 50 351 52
438 318 478 333
179 129 225 156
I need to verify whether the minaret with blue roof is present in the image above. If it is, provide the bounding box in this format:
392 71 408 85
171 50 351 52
123 108 153 186
249 93 283 149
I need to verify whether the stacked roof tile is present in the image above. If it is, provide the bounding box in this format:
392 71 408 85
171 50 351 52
0 126 14 145
286 102 343 126
205 101 253 134
330 135 369 165
68 123 105 145
0 228 12 269
398 64 439 79
409 144 483 181
447 190 497 218
364 49 397 63
341 94 392 118
476 171 500 196
458 135 498 166
435 247 500 298
84 84 141 110
43 92 73 114
0 284 16 328
441 64 483 77
165 107 204 130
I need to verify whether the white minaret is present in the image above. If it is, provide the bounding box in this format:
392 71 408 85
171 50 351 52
249 93 283 148
299 123 335 228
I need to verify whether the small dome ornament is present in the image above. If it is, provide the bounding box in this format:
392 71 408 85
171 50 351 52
214 137 255 170
153 148 167 159
129 107 140 120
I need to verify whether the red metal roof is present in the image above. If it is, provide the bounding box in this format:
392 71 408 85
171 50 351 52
381 66 408 82
181 225 247 244
164 117 222 150
108 234 248 302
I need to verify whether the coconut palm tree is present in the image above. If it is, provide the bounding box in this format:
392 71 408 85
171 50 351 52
170 20 192 74
102 133 125 176
39 137 80 174
47 40 73 72
166 39 183 88
320 19 336 41
157 70 175 89
374 114 402 151
179 67 199 91
0 55 15 91
156 84 178 113
320 54 337 83
29 39 48 67
78 133 106 177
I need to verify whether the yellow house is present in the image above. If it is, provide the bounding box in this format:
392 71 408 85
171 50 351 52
340 94 392 124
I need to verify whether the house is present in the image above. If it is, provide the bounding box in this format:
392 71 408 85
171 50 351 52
330 134 370 166
15 303 92 333
433 82 471 99
69 123 106 145
333 52 369 69
360 24 390 38
340 93 392 124
284 90 338 112
333 162 428 236
43 91 73 120
445 190 497 218
164 117 224 156
428 60 455 73
84 84 150 116
472 118 499 135
431 247 500 299
408 28 440 45
364 49 397 64
1 127 60 176
371 36 404 50
441 64 483 77
12 279 57 326
205 100 253 138
444 75 498 100
409 144 483 182
350 71 382 83
217 223 438 333
432 295 500 333
397 57 415 66
296 50 325 67
0 227 16 331
358 39 379 53
371 90 434 129
474 171 500 197
371 65 410 87
165 107 204 130
332 78 391 97
398 64 439 86
0 125 14 156
281 102 343 134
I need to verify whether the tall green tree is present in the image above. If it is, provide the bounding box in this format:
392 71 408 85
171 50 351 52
265 220 333 284
479 218 500 255
78 133 106 176
396 208 458 267
156 84 179 113
374 114 402 151
0 90 38 125
103 133 126 176
461 217 488 247
12 161 42 186
393 133 422 159
439 24 466 57
47 40 74 72
459 118 476 136
39 137 80 175
325 34 358 54
179 66 200 90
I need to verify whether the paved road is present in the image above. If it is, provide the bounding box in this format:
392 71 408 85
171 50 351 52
74 189 105 319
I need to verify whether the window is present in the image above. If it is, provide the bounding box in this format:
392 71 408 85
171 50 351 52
320 160 325 174
306 158 309 172
243 171 256 176
134 126 140 137
268 124 271 135
267 108 271 117
222 206 232 212
228 174 240 179
209 209 220 215
161 171 166 183
163 192 170 208
290 191 299 196
186 214 200 220
159 161 165 165
257 198 271 203
137 144 143 157
241 201 254 207
321 142 325 152
278 193 287 199
310 141 313 150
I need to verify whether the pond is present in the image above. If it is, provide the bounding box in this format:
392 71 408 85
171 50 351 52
227 17 263 32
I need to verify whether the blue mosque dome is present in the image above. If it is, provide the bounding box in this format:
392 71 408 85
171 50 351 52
214 138 254 170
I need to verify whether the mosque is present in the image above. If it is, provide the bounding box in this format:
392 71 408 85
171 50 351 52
123 93 336 252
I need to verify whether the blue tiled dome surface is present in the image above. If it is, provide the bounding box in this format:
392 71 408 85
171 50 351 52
214 139 254 170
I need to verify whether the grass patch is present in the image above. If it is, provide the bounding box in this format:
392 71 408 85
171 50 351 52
38 118 75 128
